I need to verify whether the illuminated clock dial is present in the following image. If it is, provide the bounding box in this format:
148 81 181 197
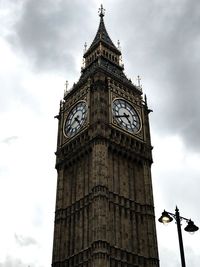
112 99 140 133
64 101 87 137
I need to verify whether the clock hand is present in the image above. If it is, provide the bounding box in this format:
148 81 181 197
115 114 128 118
115 113 131 123
122 113 131 124
70 115 80 127
115 113 132 124
123 112 129 117
75 116 81 126
115 112 130 118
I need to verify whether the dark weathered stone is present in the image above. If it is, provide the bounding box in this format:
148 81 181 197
52 9 159 267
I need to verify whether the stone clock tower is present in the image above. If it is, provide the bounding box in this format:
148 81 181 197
52 6 159 267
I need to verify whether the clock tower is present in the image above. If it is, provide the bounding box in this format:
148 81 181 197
52 5 159 267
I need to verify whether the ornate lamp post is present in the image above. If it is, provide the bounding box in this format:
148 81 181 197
158 206 199 267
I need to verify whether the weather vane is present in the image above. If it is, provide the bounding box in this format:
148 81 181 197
98 4 105 17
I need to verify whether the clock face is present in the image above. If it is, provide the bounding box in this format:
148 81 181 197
64 101 87 137
112 99 141 133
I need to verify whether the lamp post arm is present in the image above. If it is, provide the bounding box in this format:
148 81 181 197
164 211 189 222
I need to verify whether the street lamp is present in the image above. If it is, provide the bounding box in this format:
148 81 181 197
158 206 199 267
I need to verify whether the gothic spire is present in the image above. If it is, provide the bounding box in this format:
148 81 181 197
84 4 120 56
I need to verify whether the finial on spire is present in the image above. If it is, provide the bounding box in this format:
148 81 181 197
65 80 68 90
64 80 68 97
81 57 85 71
117 40 121 50
84 42 87 53
137 75 141 87
98 4 105 18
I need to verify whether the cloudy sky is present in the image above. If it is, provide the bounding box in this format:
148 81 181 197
1 0 200 266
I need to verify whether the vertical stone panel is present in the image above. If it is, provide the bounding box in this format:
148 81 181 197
93 197 99 241
139 214 147 257
100 196 108 241
108 201 115 245
89 198 98 244
63 166 71 207
143 160 154 205
70 213 75 255
63 219 68 260
128 160 135 201
119 156 129 198
85 153 90 194
75 210 82 253
146 215 159 260
88 203 91 246
115 205 121 247
83 205 88 247
83 155 86 196
135 163 144 203
130 209 138 253
124 208 131 251
91 143 108 188
113 152 119 194
56 169 64 210
108 150 114 192
66 215 70 257
80 208 84 250
121 208 126 249
76 158 83 201
72 163 77 204
60 220 65 261
135 213 141 254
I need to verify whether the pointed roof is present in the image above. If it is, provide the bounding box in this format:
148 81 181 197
84 5 121 57
90 16 115 47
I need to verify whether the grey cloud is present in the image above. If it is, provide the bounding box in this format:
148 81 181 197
7 0 200 150
9 0 94 74
14 233 37 247
155 25 200 150
112 0 200 152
